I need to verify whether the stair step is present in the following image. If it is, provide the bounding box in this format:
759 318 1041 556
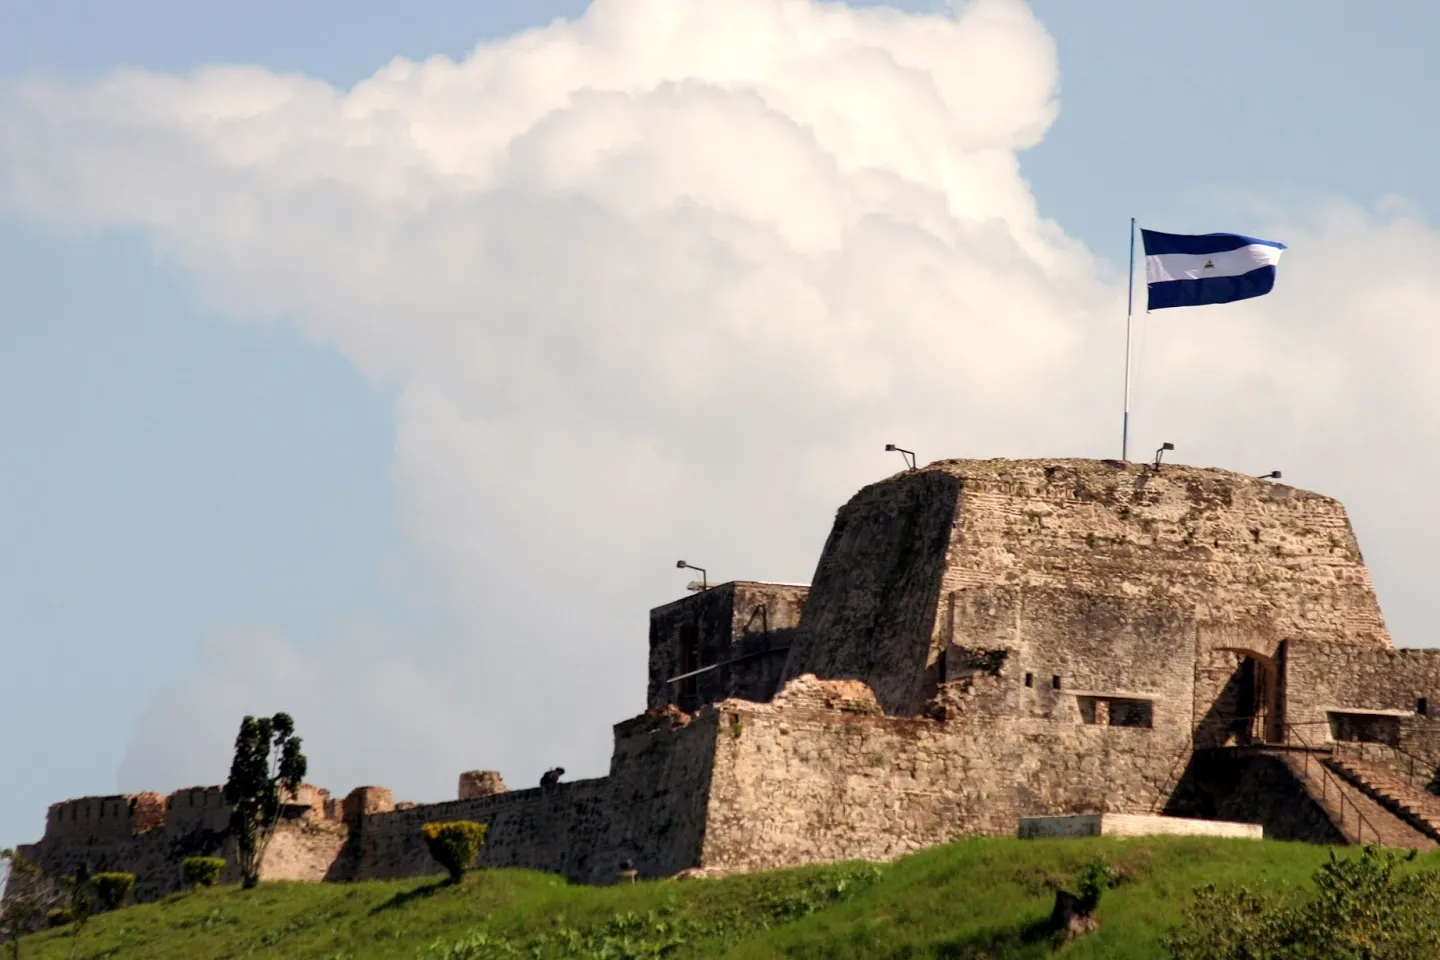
1324 756 1440 846
1278 754 1435 850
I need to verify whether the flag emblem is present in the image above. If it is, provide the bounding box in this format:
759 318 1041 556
1139 229 1286 310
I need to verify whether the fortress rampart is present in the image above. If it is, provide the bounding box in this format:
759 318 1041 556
12 458 1440 902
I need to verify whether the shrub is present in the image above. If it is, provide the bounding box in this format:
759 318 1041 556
1166 846 1440 959
1077 857 1122 903
182 857 226 889
46 907 74 927
421 821 488 884
92 871 136 911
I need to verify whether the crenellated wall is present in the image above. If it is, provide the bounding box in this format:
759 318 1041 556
44 794 166 844
162 786 229 835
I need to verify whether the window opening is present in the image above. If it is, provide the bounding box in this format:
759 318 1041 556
1328 711 1401 746
1077 696 1153 729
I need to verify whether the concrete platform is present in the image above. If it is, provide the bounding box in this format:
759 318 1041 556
1018 813 1263 840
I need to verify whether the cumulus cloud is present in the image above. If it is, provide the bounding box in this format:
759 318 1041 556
2 0 1438 802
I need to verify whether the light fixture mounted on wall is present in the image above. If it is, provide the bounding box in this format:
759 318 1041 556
675 560 707 591
884 443 917 471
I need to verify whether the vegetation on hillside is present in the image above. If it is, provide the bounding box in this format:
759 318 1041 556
224 712 308 890
17 835 1436 960
421 822 488 886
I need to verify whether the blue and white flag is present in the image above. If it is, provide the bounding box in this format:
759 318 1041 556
1140 229 1286 310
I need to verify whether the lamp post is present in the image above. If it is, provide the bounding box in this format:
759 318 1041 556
675 560 707 591
884 443 917 471
1153 442 1174 470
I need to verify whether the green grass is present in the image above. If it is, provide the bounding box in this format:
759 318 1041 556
18 836 1426 959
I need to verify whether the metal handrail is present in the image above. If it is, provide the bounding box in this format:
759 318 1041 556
1329 739 1440 796
1281 722 1384 846
1229 715 1384 846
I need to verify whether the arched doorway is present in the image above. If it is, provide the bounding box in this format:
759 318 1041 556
1224 648 1281 744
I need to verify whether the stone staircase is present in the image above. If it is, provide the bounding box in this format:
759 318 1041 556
1325 754 1440 845
1276 751 1436 850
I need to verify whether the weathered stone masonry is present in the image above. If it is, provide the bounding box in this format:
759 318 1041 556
12 457 1440 902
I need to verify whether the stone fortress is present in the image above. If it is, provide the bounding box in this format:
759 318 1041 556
14 457 1440 903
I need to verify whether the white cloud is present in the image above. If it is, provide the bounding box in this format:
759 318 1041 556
3 0 1439 804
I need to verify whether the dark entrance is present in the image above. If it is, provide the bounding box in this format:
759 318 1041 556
1233 652 1280 744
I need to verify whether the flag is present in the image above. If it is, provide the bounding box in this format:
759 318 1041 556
1140 229 1286 310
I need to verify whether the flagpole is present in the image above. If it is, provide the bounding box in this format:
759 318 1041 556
1122 217 1135 461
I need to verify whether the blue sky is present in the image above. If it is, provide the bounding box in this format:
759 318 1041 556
3 0 1439 854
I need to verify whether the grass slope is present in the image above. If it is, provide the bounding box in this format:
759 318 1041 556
19 837 1415 959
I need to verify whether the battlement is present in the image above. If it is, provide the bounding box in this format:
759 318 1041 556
44 793 165 843
342 786 394 822
39 781 343 848
162 785 228 834
458 770 507 799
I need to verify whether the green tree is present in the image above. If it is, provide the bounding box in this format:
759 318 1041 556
1 848 58 960
223 713 308 890
59 864 93 960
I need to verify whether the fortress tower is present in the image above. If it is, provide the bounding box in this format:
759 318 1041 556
11 458 1440 904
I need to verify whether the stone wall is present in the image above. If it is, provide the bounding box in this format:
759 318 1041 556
940 585 1197 733
14 782 350 903
782 470 961 716
783 459 1392 719
262 821 351 882
648 581 808 711
1283 642 1440 762
19 823 229 903
458 770 507 799
1166 751 1345 844
343 786 395 822
696 676 1189 875
163 786 231 835
346 707 722 884
44 794 163 844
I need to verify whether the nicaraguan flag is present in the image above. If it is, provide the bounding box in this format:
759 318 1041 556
1141 229 1286 310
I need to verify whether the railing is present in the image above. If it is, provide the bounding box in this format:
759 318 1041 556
1229 716 1385 846
1329 738 1440 797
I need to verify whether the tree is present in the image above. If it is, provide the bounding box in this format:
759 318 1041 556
421 822 488 884
223 713 307 890
1167 846 1440 960
1 848 58 960
58 864 93 960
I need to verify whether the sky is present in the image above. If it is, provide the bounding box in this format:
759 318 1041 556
3 0 1440 854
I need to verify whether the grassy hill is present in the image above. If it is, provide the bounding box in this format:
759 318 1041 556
15 836 1413 959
